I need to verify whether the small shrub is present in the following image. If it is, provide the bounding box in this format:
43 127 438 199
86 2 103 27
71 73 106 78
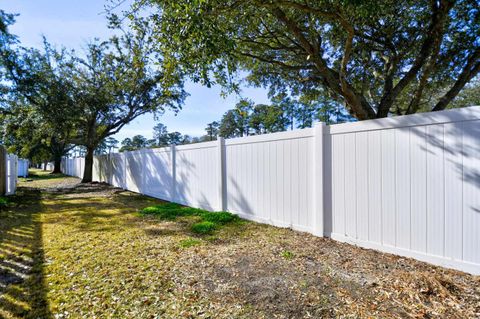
281 250 294 260
191 221 216 234
179 238 201 248
201 211 238 224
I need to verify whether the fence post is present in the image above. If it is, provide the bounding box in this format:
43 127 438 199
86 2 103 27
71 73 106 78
313 122 326 237
171 144 177 202
217 137 226 211
0 146 6 196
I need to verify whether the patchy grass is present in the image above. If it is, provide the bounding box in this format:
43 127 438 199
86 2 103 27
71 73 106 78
281 250 295 260
0 196 8 209
179 238 202 248
190 221 216 234
140 202 239 236
0 176 478 318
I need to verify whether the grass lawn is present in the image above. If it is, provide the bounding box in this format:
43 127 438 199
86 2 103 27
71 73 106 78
0 169 479 318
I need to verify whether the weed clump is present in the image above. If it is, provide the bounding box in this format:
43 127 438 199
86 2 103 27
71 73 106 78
140 202 238 235
202 211 238 224
281 250 295 260
140 203 198 220
179 238 201 248
191 221 216 234
0 197 8 210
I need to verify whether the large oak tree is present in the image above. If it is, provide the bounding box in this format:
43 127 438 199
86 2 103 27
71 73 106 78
2 41 78 173
128 0 480 119
70 29 186 182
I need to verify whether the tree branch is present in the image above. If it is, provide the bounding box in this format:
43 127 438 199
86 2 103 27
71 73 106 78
377 0 455 117
268 6 375 119
433 48 480 111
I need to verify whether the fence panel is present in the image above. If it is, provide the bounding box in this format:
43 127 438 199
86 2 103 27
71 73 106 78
17 159 29 177
93 155 110 183
175 142 219 211
63 157 85 178
110 153 125 188
142 147 173 200
125 151 145 193
328 106 480 274
6 155 17 195
225 129 315 232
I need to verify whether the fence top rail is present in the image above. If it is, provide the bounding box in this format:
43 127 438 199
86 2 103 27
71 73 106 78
329 105 480 135
176 141 217 151
225 127 314 146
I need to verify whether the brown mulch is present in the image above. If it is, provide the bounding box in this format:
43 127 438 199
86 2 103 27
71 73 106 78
171 224 480 318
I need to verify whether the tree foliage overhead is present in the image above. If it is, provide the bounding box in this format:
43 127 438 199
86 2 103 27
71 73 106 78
2 40 78 172
0 11 187 181
71 31 185 147
128 0 480 119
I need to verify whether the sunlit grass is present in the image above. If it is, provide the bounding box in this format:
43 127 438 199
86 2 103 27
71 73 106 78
18 169 78 189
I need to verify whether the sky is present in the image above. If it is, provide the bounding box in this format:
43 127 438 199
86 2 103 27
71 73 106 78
0 0 271 141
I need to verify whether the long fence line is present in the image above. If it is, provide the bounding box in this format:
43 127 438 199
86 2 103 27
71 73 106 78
62 106 480 275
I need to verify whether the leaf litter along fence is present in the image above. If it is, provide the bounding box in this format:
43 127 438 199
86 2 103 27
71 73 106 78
62 106 480 275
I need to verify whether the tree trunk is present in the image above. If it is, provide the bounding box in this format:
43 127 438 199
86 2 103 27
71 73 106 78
52 157 62 174
81 146 95 183
43 160 48 171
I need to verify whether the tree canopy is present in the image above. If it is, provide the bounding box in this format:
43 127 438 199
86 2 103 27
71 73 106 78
0 13 186 181
68 30 186 182
128 0 480 119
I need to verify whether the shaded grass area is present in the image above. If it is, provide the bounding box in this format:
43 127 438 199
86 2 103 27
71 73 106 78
0 176 478 318
19 169 79 190
26 169 63 180
0 188 51 318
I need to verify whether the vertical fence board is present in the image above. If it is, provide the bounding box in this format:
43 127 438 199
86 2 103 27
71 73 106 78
395 128 411 250
356 132 369 241
344 134 357 238
410 126 428 253
462 121 480 264
367 131 382 243
381 129 396 247
332 134 346 236
426 124 445 257
444 123 463 260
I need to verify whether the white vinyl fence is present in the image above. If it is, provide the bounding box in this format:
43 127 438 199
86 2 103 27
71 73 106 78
17 159 29 177
62 106 480 275
41 162 54 171
61 157 84 178
6 154 18 195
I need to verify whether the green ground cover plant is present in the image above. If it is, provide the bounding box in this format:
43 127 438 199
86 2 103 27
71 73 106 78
140 202 239 235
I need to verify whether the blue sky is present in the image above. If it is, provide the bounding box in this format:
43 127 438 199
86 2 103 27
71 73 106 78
0 0 271 141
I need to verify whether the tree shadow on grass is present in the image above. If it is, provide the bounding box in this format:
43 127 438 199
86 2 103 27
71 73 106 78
0 188 51 319
26 170 65 181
